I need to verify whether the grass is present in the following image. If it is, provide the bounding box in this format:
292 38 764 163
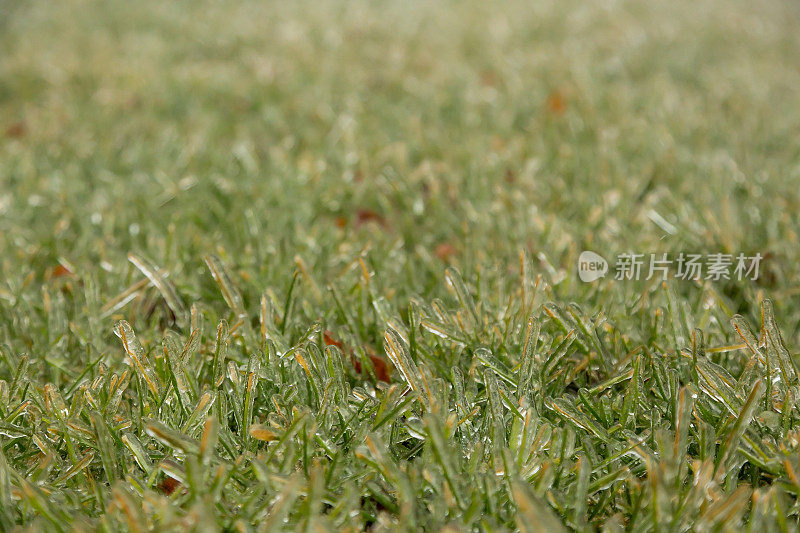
1 0 800 530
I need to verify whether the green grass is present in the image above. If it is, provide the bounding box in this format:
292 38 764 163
1 0 800 530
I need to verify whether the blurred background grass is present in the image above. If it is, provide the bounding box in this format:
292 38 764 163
1 0 800 363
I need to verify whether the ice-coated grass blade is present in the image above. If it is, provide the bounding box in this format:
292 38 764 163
546 397 612 444
261 474 302 532
696 358 742 415
763 299 799 385
424 413 464 509
731 315 760 356
0 449 11 518
673 387 694 480
716 379 764 479
204 254 245 315
121 431 153 476
52 451 94 485
512 480 567 533
242 353 260 447
518 314 541 400
182 391 216 434
445 267 481 332
572 453 591 529
384 325 422 396
114 320 161 401
90 411 118 483
485 371 507 475
212 320 229 388
567 303 610 373
146 420 200 456
128 253 188 326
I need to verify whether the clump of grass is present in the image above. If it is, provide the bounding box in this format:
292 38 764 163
2 0 800 529
1 258 799 530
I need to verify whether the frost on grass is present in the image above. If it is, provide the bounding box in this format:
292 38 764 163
2 256 800 530
2 0 800 529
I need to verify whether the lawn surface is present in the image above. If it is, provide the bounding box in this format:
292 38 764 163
1 0 800 530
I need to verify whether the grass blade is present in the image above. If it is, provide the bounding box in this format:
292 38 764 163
204 254 245 315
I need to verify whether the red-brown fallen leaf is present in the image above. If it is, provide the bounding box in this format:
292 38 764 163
5 121 26 138
52 264 74 278
355 209 387 228
353 353 391 383
479 69 498 87
369 355 391 383
45 261 75 281
124 95 142 110
434 243 458 261
490 136 506 152
323 331 345 350
157 476 181 495
324 330 391 382
546 90 567 115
